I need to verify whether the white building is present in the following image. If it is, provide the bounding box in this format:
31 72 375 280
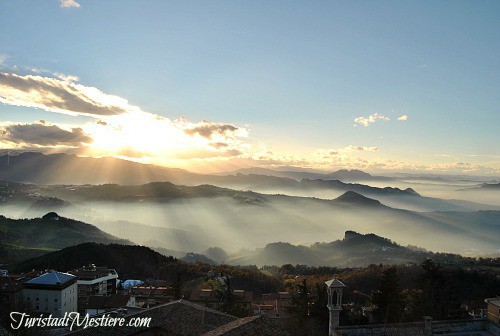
69 264 118 298
69 264 118 312
23 271 77 317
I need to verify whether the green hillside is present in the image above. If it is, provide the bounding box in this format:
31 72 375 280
0 213 132 263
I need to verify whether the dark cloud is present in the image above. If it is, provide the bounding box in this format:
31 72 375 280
0 72 128 117
209 142 229 149
0 122 93 147
184 122 239 139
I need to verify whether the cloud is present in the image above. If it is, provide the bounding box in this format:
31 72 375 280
180 120 249 150
0 121 92 147
397 115 409 121
344 145 379 152
209 142 229 149
0 71 251 162
354 113 390 127
183 122 243 140
60 0 81 8
0 54 7 66
54 72 80 82
0 72 134 117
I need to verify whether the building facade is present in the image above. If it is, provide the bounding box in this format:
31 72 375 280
23 271 77 317
69 264 118 312
485 298 500 325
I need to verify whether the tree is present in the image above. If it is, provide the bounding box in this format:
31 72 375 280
172 272 183 300
371 266 405 323
286 279 313 336
410 259 467 320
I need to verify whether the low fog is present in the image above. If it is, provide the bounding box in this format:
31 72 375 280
203 178 500 211
2 191 499 259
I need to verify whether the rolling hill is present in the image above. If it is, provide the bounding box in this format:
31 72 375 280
1 152 497 212
225 231 459 267
11 243 174 277
0 213 132 264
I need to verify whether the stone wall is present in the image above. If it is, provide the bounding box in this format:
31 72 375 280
334 318 496 336
334 321 424 336
432 319 485 334
486 321 499 336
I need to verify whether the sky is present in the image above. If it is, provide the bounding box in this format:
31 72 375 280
0 0 499 175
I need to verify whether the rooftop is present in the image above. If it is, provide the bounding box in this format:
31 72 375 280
203 315 289 336
70 265 117 280
485 298 500 307
84 294 130 309
325 278 346 288
25 271 76 286
64 299 290 336
64 299 237 336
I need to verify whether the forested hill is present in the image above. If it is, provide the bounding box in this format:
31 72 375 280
11 243 282 295
0 213 132 263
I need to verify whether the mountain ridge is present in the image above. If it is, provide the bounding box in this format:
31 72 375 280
0 212 133 264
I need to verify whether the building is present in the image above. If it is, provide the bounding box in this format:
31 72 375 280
485 297 500 325
69 264 118 312
190 288 253 315
82 294 133 316
0 274 25 312
23 271 77 317
0 270 45 312
128 286 172 308
70 264 118 297
254 292 293 319
62 299 289 336
331 282 499 336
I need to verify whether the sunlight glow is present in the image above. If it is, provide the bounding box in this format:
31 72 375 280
85 112 211 160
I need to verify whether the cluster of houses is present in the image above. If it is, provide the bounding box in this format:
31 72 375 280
0 265 298 335
0 265 301 322
1 266 499 336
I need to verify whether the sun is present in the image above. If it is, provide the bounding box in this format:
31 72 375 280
83 111 210 161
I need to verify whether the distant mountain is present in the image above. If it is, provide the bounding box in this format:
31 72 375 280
260 242 320 265
203 247 230 264
333 190 383 207
391 172 498 183
0 181 67 207
0 152 495 212
2 182 499 256
235 167 393 182
0 152 199 185
459 183 500 191
0 152 398 185
38 182 268 205
4 172 494 213
93 219 213 253
324 169 372 180
478 183 500 190
0 213 132 264
226 231 456 267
